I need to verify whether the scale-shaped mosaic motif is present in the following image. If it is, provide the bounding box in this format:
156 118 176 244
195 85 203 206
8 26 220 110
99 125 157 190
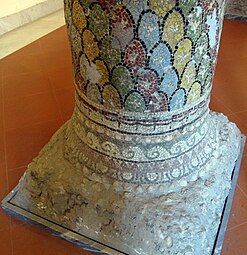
65 0 223 113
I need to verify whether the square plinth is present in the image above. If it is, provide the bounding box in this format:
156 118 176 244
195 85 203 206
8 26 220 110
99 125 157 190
2 136 246 255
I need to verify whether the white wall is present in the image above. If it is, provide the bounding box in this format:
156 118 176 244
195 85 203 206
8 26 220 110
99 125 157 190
0 0 63 35
0 0 48 18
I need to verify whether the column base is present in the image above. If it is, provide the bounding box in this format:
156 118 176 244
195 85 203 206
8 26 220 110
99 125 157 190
225 0 247 21
2 112 245 255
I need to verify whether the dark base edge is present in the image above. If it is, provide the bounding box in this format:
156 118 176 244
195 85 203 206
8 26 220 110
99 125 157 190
225 14 247 22
212 135 246 255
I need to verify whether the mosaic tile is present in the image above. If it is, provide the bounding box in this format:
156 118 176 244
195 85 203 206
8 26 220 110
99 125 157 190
124 91 146 112
82 29 100 62
102 84 121 109
111 6 134 50
169 88 186 111
181 61 196 92
173 38 192 77
88 4 110 41
72 0 87 33
187 81 202 104
101 35 121 70
111 65 134 98
64 0 225 113
149 0 176 18
162 10 185 51
160 66 178 98
138 11 160 51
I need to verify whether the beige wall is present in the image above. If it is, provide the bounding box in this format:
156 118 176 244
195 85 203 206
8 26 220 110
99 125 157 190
0 0 48 18
0 0 63 35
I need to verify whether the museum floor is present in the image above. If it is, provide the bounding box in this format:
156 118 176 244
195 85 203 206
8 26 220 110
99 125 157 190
0 18 247 255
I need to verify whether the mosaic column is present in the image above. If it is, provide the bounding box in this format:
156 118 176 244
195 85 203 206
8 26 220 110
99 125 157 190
4 1 243 254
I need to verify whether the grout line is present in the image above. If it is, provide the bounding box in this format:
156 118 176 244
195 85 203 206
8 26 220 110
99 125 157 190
49 78 65 123
2 86 53 101
232 113 247 127
3 71 46 79
2 69 47 78
231 109 247 115
227 185 247 232
237 184 247 200
226 113 247 133
47 68 70 123
228 221 247 232
211 86 247 116
210 94 235 115
2 45 62 130
7 165 28 173
0 60 13 243
4 117 63 133
227 183 247 231
1 67 9 186
10 225 14 255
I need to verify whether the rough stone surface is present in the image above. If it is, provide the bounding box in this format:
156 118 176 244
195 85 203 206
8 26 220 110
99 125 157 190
12 112 241 255
225 0 247 19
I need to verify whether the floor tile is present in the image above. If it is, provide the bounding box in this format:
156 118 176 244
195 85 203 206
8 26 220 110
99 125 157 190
0 80 5 169
0 208 10 232
234 110 247 132
226 186 247 230
221 223 247 255
0 121 5 172
244 145 247 157
8 167 26 192
237 156 247 195
221 20 247 44
0 163 8 199
62 114 73 123
4 92 61 130
39 26 69 53
218 38 247 62
0 61 3 82
0 63 3 85
0 40 42 64
0 228 12 255
218 20 247 62
2 71 52 99
5 119 63 170
0 168 10 232
48 65 74 91
54 86 75 121
1 48 46 78
209 95 233 116
7 40 42 59
12 223 90 255
43 52 72 74
212 57 247 113
40 27 71 74
7 167 28 229
227 114 247 136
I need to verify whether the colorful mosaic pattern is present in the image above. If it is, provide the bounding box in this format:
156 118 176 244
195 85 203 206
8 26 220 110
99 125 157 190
63 0 226 184
65 0 224 113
